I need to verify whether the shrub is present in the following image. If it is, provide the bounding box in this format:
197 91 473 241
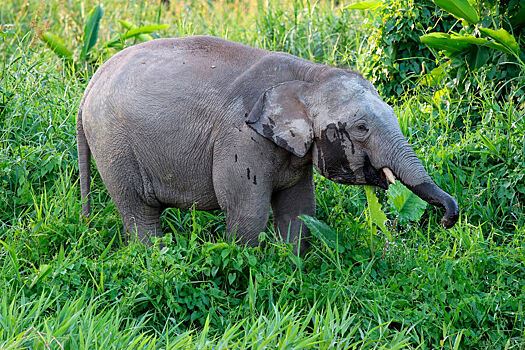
420 0 525 99
358 0 456 97
359 0 525 98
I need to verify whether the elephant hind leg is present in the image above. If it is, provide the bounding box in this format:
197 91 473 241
104 181 163 244
93 146 163 244
120 202 163 244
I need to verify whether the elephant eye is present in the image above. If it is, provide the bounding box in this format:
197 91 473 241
355 122 369 133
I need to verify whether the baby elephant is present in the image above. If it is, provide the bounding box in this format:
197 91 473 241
78 36 458 252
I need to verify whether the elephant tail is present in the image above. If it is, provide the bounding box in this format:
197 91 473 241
77 106 91 217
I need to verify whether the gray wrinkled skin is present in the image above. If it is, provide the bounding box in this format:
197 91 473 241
78 36 458 254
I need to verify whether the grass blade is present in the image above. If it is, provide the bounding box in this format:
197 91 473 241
121 24 169 41
80 5 103 60
40 32 73 59
344 0 381 10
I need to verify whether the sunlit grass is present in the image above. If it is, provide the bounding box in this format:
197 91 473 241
1 0 524 348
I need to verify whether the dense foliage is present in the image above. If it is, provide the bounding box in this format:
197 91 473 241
1 0 524 348
362 0 456 96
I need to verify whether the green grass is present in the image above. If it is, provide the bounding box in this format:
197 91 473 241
1 0 524 348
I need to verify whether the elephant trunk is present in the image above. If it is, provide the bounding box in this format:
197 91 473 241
380 136 459 229
405 181 459 228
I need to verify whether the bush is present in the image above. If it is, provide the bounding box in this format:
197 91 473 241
360 0 456 97
420 0 525 100
361 0 525 99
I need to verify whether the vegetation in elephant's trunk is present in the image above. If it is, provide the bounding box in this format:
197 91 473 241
382 148 459 229
406 181 458 228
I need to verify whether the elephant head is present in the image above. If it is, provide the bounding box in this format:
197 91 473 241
246 70 459 228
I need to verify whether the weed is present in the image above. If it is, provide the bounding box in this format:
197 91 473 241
0 0 523 348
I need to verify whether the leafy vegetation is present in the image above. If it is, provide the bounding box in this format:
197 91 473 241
355 0 457 96
1 0 524 348
40 4 169 70
420 0 525 93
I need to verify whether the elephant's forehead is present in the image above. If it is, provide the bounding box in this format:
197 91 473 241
326 75 370 94
316 77 370 105
340 76 368 93
316 89 374 117
313 90 395 131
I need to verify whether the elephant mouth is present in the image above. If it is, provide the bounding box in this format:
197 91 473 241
323 157 395 190
328 165 393 190
381 167 397 185
375 167 397 190
363 156 390 190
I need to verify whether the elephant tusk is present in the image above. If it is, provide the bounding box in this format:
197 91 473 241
383 168 396 184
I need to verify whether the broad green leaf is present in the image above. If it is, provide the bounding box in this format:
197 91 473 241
104 35 123 49
29 264 52 288
420 63 448 86
387 182 427 224
118 20 154 41
364 186 390 239
420 33 472 56
80 5 103 60
479 27 520 56
421 32 517 58
41 32 73 59
121 24 169 41
105 23 167 49
434 0 479 24
433 87 449 106
299 215 344 253
481 41 513 55
445 34 509 55
344 0 381 10
420 33 500 56
450 35 491 45
118 19 134 30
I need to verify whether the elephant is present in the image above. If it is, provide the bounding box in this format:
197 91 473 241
77 35 458 253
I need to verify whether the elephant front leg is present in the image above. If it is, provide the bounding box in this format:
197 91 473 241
271 169 315 255
213 168 272 247
225 203 271 246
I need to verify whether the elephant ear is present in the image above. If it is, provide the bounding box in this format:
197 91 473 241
246 81 313 157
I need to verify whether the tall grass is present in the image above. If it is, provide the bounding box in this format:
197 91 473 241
1 0 524 348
